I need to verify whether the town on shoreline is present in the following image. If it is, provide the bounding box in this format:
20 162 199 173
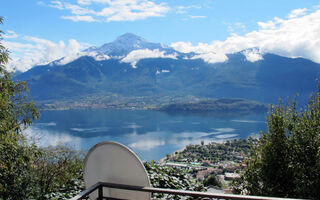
158 138 254 193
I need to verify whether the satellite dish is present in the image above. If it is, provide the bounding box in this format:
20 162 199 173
84 141 151 200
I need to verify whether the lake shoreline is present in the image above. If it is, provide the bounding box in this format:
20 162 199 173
159 146 187 163
32 109 267 161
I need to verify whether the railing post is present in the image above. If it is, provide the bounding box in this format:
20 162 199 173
97 185 103 200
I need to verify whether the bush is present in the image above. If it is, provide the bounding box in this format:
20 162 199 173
0 135 39 200
32 146 84 199
203 174 221 188
144 161 205 199
233 88 320 199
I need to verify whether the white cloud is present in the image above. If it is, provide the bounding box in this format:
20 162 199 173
176 5 204 20
257 20 277 30
61 15 99 22
77 0 112 5
56 51 110 65
64 2 96 15
3 30 18 39
191 52 228 64
56 53 84 65
6 7 320 72
288 8 308 19
171 8 320 64
171 41 218 54
189 15 206 19
121 49 177 68
3 34 88 72
2 41 35 51
92 53 111 61
242 48 263 62
227 22 246 34
176 5 201 14
49 0 64 9
48 0 170 22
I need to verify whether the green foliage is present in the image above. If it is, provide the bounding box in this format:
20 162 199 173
0 135 40 200
233 90 320 199
0 138 85 200
144 161 205 199
43 177 85 200
203 174 221 187
0 16 40 200
32 146 84 199
0 18 39 135
158 99 268 116
0 17 83 200
167 139 251 163
0 18 8 70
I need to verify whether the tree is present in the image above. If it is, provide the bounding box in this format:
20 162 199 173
32 146 83 199
0 16 40 200
0 17 85 200
0 18 39 136
203 174 221 188
233 91 320 199
0 135 40 200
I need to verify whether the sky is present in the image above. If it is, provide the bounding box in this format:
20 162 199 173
1 0 320 71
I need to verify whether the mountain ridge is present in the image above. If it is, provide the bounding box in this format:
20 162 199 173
83 32 174 57
15 33 320 108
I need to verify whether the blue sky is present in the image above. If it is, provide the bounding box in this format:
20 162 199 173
1 0 320 71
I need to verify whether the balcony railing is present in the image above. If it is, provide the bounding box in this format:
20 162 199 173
69 182 305 200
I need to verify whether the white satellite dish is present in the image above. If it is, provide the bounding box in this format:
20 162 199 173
84 141 151 200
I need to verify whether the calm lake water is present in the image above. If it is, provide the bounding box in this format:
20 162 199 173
26 109 267 161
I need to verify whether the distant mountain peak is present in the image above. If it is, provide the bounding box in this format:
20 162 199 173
114 33 147 44
85 33 172 57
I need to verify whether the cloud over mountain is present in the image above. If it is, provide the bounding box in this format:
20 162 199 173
121 49 177 68
4 7 320 72
171 8 320 64
3 35 88 72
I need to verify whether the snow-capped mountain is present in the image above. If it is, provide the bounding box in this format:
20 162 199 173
84 33 175 57
49 33 179 67
15 33 320 104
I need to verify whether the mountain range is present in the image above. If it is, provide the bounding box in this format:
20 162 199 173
15 33 320 107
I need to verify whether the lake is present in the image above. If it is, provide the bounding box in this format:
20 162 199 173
25 109 267 161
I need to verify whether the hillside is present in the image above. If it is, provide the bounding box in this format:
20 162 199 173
157 99 268 115
15 33 320 107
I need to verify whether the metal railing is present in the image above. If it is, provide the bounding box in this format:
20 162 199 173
69 182 304 200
